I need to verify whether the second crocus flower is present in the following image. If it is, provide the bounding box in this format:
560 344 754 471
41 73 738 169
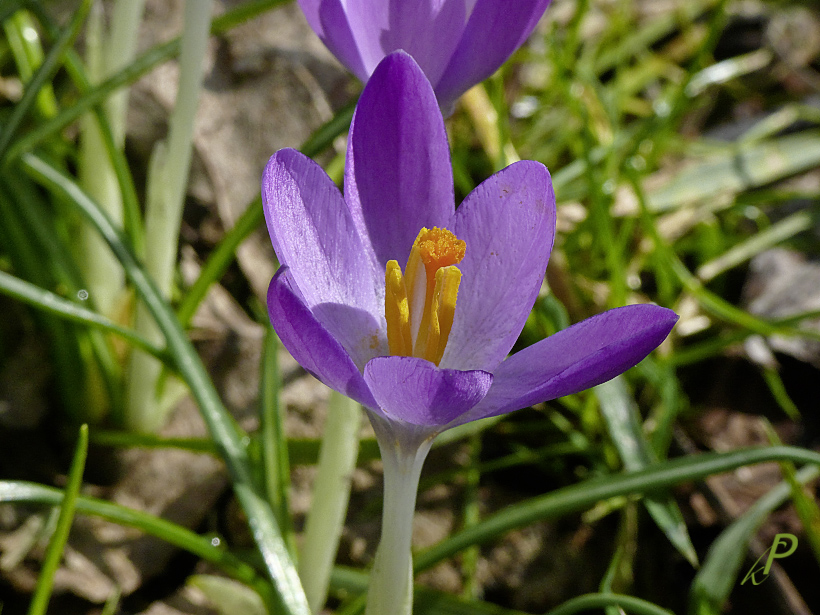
297 0 551 112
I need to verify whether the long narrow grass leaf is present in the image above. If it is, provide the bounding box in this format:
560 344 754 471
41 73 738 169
0 0 92 158
0 270 167 360
415 446 820 572
3 10 58 117
26 425 88 615
126 0 214 433
0 479 269 599
261 328 294 552
190 575 268 615
696 210 814 282
545 593 675 615
4 0 293 164
177 102 354 328
595 377 698 566
299 391 361 614
0 0 27 23
689 464 819 615
0 184 88 420
20 152 310 615
648 131 820 212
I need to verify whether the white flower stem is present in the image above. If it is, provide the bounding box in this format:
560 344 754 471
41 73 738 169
299 391 362 614
126 0 213 432
365 428 433 615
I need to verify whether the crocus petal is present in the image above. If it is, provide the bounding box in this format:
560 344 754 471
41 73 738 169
267 268 380 410
263 148 386 366
435 0 550 112
451 305 678 426
342 0 471 86
441 160 555 372
345 52 454 271
364 356 492 426
297 0 368 81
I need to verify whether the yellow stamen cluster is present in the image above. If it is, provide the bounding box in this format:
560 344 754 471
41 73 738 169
385 227 465 365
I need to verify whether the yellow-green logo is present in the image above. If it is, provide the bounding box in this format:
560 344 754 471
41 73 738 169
741 533 798 586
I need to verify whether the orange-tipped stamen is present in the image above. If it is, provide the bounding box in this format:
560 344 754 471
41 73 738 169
384 227 465 365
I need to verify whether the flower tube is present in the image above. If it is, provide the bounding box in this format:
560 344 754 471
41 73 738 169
263 52 677 614
297 0 551 112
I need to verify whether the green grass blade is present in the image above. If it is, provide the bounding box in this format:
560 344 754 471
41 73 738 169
0 0 92 158
696 210 814 283
176 101 355 328
27 425 88 615
545 593 675 615
3 9 58 117
595 377 698 566
3 0 293 165
0 184 88 421
0 479 269 599
0 270 167 360
44 17 145 255
260 328 295 552
299 391 361 614
20 152 310 615
689 464 819 615
100 588 121 615
648 131 820 213
415 446 820 573
2 169 123 422
88 428 382 467
189 575 268 615
0 0 27 23
89 429 218 454
177 196 265 327
627 169 820 343
23 1 146 254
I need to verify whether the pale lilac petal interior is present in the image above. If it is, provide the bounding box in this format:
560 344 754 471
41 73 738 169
441 160 555 372
262 148 386 366
267 269 380 410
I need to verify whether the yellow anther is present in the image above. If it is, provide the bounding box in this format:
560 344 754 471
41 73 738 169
384 227 465 366
424 266 461 365
385 260 412 356
415 227 466 272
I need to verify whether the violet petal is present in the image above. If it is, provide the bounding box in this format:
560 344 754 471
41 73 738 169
442 160 555 372
364 0 470 86
297 0 368 81
267 268 380 411
364 356 492 426
435 0 550 111
345 51 454 271
453 305 678 425
262 148 386 366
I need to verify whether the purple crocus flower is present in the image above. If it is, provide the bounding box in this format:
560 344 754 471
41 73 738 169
264 51 676 440
263 52 676 613
297 0 551 112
